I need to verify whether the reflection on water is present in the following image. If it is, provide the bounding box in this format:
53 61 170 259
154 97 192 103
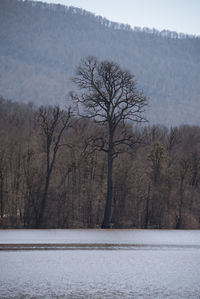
0 229 200 298
1 229 200 245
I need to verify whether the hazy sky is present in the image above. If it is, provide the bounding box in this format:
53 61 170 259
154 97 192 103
34 0 200 35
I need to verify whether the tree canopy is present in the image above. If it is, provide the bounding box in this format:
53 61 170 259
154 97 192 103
71 57 147 228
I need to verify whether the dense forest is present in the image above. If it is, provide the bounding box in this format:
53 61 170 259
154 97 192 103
0 93 200 229
0 0 200 126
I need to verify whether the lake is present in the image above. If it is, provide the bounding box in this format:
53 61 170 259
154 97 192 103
0 229 200 298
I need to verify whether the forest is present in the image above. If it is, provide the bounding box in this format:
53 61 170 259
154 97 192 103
0 93 200 229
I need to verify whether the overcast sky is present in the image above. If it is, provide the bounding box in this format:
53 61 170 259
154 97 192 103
34 0 200 35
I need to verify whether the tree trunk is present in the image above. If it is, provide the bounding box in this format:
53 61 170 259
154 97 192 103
36 146 52 228
102 129 113 228
36 173 50 228
144 183 151 229
0 171 4 219
176 160 188 229
176 179 184 229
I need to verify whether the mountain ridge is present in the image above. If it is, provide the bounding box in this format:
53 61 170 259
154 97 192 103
13 0 200 39
0 0 200 126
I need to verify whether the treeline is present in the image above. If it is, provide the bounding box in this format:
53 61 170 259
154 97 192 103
0 96 200 229
7 0 199 39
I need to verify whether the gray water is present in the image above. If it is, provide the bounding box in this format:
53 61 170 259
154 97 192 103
0 229 200 298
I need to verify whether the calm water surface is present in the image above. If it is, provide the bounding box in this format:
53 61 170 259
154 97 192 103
0 229 200 298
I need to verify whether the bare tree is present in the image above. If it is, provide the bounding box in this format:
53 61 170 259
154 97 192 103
71 57 147 228
148 142 166 185
176 158 190 229
36 105 71 227
0 149 6 220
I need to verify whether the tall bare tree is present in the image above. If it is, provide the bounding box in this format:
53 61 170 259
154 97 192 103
36 105 71 227
0 149 6 220
71 57 147 228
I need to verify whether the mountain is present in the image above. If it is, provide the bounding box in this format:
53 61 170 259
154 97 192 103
0 0 200 126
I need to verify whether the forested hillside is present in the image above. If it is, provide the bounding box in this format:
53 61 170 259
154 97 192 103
0 0 200 126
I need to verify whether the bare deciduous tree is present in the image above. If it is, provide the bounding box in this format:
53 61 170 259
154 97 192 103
0 150 6 220
71 57 147 228
36 105 71 227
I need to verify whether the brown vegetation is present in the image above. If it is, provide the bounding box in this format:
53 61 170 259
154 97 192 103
0 95 200 229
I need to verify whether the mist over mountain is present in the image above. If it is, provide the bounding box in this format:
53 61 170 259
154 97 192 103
0 0 200 126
